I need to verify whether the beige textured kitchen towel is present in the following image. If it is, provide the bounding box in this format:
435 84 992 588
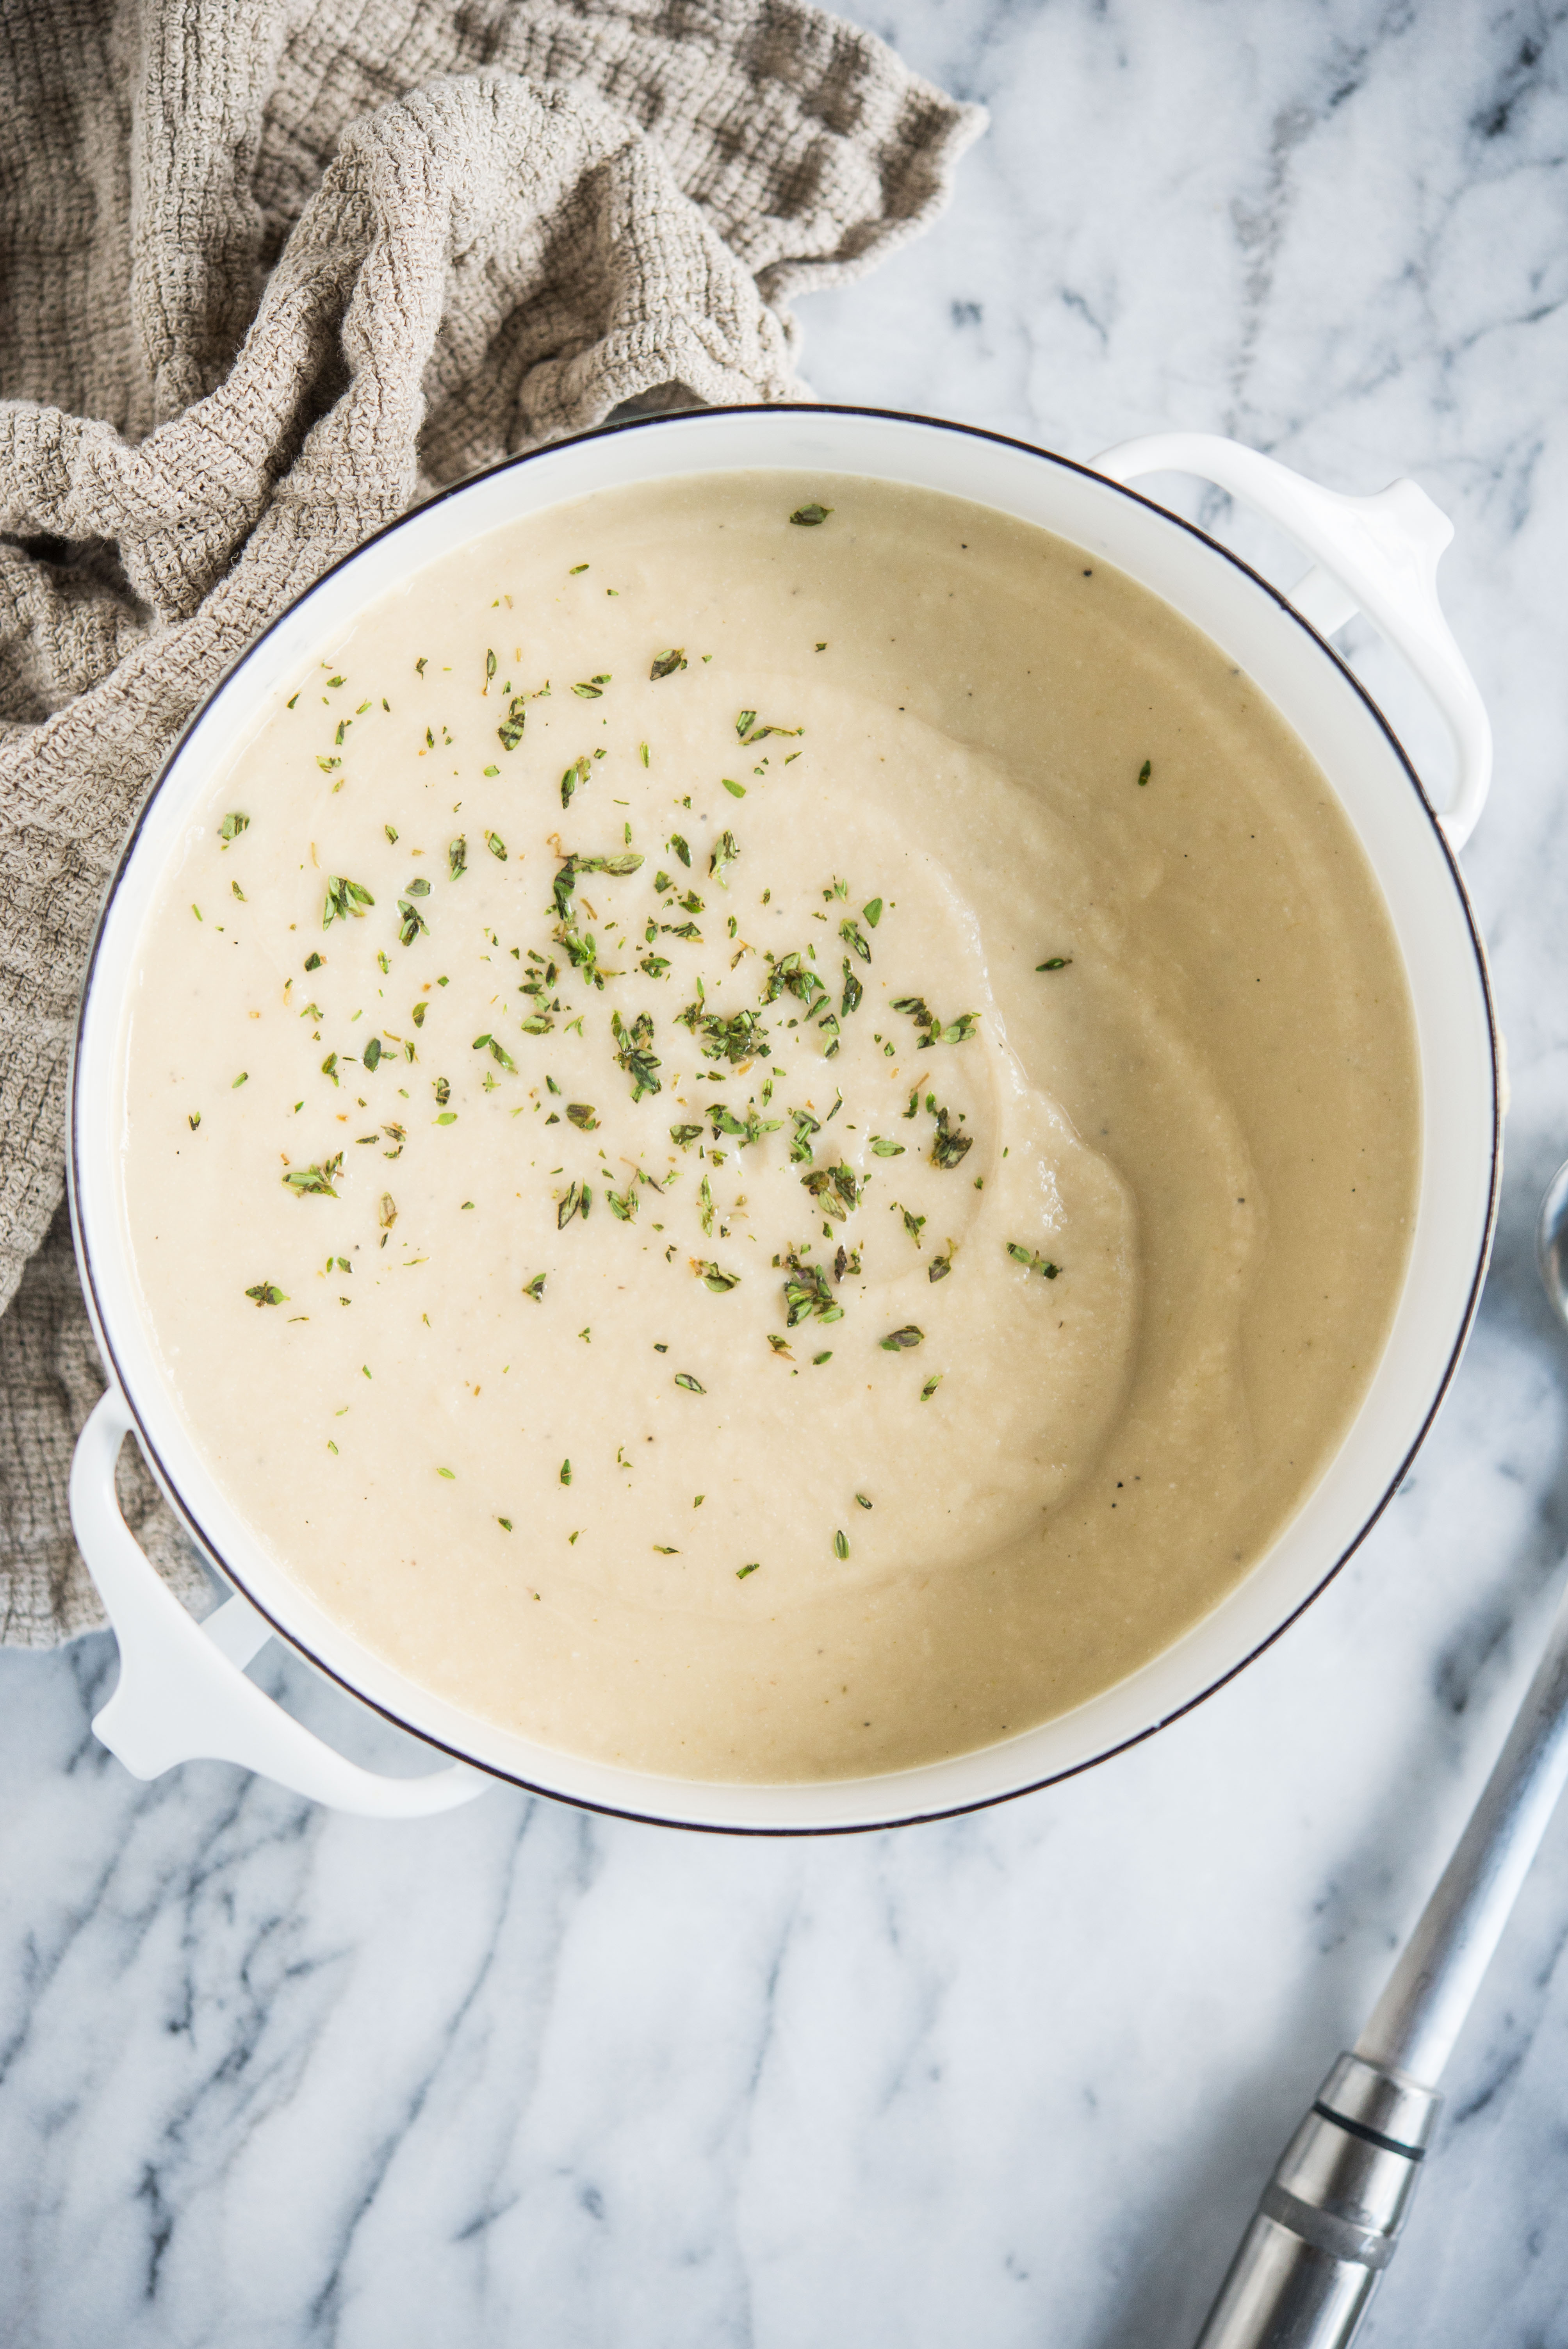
0 0 982 1643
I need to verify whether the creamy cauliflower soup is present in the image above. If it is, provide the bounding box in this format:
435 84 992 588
118 472 1420 1779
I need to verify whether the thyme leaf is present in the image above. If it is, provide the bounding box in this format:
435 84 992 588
611 1007 662 1099
1006 1242 1060 1279
282 1153 344 1199
929 1104 973 1170
323 874 374 929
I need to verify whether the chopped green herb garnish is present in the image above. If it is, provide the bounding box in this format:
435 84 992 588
870 1137 904 1157
710 830 740 888
232 1071 248 1089
928 1254 953 1283
696 1260 741 1293
854 1492 873 1510
782 1253 842 1328
862 898 883 928
323 874 374 929
559 1459 572 1485
677 998 769 1066
1036 956 1073 971
187 1112 200 1130
880 1325 924 1351
669 1123 702 1148
736 1563 760 1579
282 1153 344 1198
523 1273 547 1301
566 1102 599 1130
832 1529 850 1559
650 648 687 680
675 1372 706 1393
919 1372 943 1401
218 812 249 846
1005 1242 1061 1279
448 836 467 880
790 504 832 526
556 1179 592 1227
363 1037 382 1072
244 1280 286 1306
929 1103 973 1170
1137 760 1151 786
609 1007 662 1099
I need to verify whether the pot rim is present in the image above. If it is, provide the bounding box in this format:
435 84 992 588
67 402 1502 1834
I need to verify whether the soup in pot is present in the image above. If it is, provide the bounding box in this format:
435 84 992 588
117 472 1420 1779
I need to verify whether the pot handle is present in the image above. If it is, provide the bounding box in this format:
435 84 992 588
1089 431 1491 851
69 1388 486 1818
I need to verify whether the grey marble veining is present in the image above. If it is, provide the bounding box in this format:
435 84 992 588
4 3 1568 2342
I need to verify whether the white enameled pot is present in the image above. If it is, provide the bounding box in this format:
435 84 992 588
66 409 1500 1830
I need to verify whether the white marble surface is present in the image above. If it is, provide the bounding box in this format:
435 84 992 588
4 3 1568 2340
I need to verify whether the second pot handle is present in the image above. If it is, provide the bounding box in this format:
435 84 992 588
69 1388 486 1818
1090 431 1491 851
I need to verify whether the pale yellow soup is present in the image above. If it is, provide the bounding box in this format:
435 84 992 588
120 472 1419 1780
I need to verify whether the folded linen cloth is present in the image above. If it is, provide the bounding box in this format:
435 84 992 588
0 0 981 1643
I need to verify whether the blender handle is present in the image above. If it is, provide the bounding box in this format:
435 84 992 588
69 1387 486 1818
1090 431 1491 852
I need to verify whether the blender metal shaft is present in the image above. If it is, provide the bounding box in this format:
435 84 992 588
1192 1565 1568 2349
